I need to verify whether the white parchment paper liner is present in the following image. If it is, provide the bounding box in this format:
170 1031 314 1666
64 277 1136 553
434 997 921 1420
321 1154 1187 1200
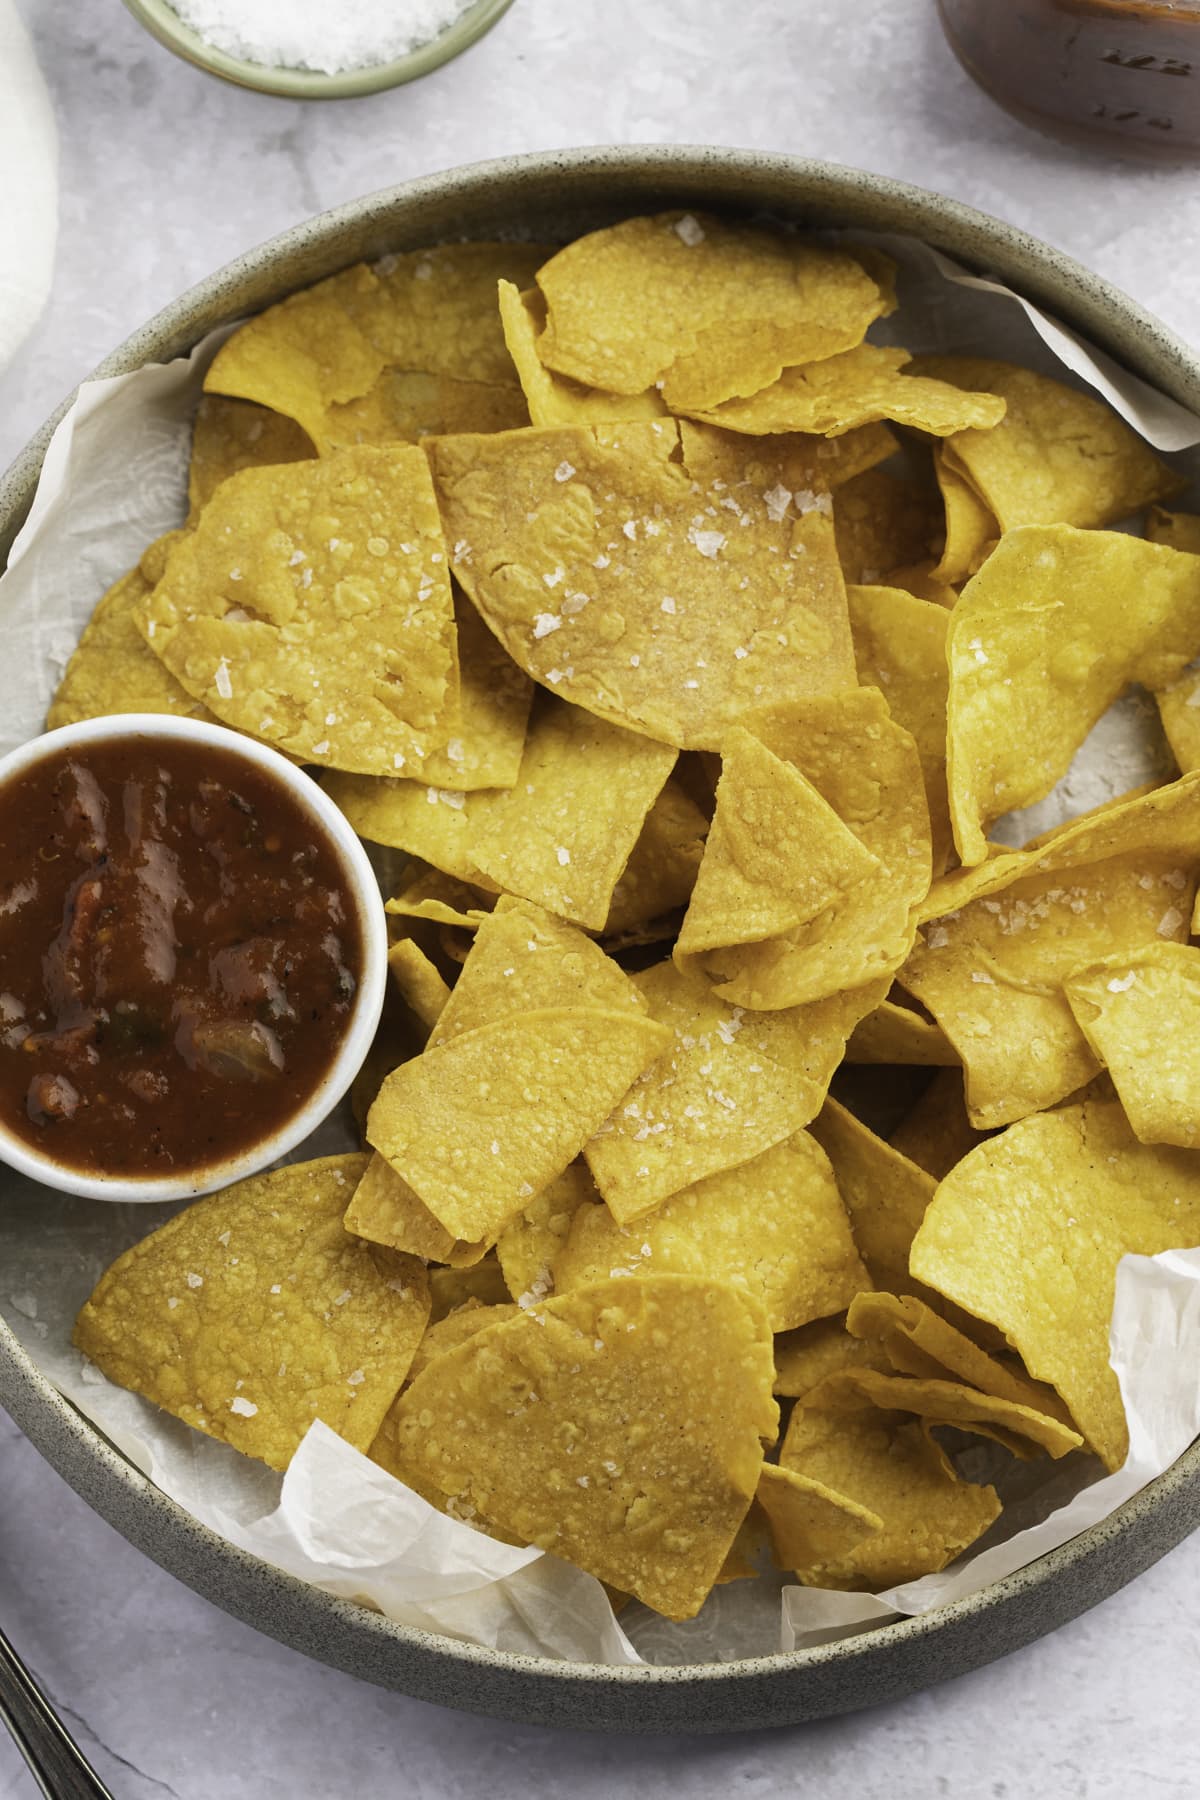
2 231 1200 1665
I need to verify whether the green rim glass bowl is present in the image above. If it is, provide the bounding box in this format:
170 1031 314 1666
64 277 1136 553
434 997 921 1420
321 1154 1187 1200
2 147 1200 1734
119 0 516 99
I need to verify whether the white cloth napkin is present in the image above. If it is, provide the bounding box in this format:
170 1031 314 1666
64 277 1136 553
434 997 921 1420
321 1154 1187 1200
0 0 57 377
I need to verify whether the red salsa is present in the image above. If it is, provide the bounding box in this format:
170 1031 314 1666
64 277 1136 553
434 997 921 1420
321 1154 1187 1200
0 737 362 1178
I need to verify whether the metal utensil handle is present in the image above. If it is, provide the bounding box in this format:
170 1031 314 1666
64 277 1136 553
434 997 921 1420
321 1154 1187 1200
0 1624 115 1800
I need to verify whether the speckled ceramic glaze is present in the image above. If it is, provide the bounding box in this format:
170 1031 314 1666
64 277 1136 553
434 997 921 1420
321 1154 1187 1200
2 148 1199 1734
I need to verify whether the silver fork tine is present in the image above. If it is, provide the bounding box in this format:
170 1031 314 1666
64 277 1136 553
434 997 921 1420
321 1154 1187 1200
0 1624 115 1800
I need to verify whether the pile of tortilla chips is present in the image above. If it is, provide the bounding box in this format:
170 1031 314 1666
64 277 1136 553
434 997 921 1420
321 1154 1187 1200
62 211 1200 1630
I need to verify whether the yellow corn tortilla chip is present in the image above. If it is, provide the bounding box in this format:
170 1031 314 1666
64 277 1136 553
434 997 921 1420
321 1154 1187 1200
343 1150 487 1267
47 537 212 731
429 1256 511 1322
902 783 1200 1128
582 961 828 1225
680 344 1006 439
386 866 495 933
187 395 315 518
929 445 997 583
430 418 857 751
555 1129 869 1332
773 1314 892 1398
138 447 459 774
756 1462 883 1577
777 1378 1001 1589
675 727 882 960
204 263 388 453
696 689 931 1009
326 769 490 885
494 1163 599 1305
847 581 952 873
888 1067 989 1181
366 1005 671 1243
535 212 890 411
846 1291 1074 1425
1146 505 1200 554
467 699 677 931
499 281 667 427
1064 943 1200 1146
837 1367 1081 1460
73 1154 429 1472
910 1098 1200 1470
947 525 1200 865
386 938 451 1034
432 899 647 1048
378 1274 777 1619
603 777 708 937
369 241 554 386
406 1301 523 1387
809 1097 937 1302
324 368 527 450
914 355 1185 531
845 1000 957 1066
1155 665 1200 776
832 466 944 586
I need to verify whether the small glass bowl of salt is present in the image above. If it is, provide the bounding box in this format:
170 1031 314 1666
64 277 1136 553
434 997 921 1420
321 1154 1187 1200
121 0 515 98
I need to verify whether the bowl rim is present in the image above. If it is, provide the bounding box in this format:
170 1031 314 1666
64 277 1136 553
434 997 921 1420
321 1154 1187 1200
118 0 517 99
0 712 388 1203
3 143 1200 1730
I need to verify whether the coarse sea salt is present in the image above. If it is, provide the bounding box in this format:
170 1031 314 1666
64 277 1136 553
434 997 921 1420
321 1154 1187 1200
167 0 475 75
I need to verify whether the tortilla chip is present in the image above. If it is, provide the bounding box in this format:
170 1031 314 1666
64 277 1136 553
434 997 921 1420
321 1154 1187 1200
366 1006 671 1243
369 241 553 386
499 281 667 427
429 1256 511 1322
535 212 890 411
809 1097 937 1301
325 769 490 884
947 526 1200 865
1146 505 1200 555
343 1150 486 1266
696 689 931 1009
467 699 677 930
756 1462 883 1577
888 1068 990 1180
555 1129 868 1332
430 418 857 751
203 263 388 452
910 1098 1200 1469
1064 942 1200 1146
376 1274 777 1619
846 1291 1074 1425
675 727 882 960
847 581 952 872
902 781 1200 1128
914 356 1185 531
582 961 827 1225
73 1154 428 1472
187 395 315 518
603 777 708 936
47 537 212 730
494 1163 599 1305
432 898 647 1048
1155 666 1200 776
845 1000 957 1065
679 344 1006 439
832 467 944 585
929 445 998 583
386 866 495 933
406 1301 523 1387
138 447 458 775
837 1367 1082 1459
773 1314 892 1398
324 368 527 450
777 1378 1001 1588
386 938 451 1034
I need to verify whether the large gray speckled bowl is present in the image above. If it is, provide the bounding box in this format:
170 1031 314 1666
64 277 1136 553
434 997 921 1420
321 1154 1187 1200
3 147 1200 1734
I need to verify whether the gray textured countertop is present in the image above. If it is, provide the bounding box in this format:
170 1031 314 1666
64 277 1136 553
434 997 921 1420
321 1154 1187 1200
3 1 1200 1794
